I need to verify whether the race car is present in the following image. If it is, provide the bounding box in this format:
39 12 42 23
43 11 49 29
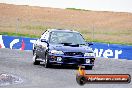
32 29 95 69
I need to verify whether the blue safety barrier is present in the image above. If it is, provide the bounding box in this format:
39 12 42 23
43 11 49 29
0 35 37 50
91 43 132 60
0 35 132 60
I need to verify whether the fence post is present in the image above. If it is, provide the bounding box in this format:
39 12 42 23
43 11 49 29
16 18 19 33
92 24 95 41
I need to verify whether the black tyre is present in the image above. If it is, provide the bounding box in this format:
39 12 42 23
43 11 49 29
44 54 51 68
85 66 93 70
32 51 40 65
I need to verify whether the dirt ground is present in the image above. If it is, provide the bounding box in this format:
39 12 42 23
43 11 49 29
0 3 132 44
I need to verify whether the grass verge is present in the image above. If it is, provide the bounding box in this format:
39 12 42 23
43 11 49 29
86 39 132 45
21 25 52 30
0 32 40 38
66 8 91 11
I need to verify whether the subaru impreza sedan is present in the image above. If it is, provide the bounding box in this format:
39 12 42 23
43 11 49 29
32 29 95 69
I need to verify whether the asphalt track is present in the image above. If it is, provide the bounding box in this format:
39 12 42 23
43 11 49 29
0 48 132 88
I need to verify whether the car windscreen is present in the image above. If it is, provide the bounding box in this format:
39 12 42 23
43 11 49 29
49 31 86 45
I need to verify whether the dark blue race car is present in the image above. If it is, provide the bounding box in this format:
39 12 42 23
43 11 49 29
33 29 95 69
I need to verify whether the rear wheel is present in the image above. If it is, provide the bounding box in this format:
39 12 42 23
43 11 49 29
32 51 40 65
44 54 51 68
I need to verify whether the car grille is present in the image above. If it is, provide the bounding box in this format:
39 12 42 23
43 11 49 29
64 52 83 56
63 58 84 64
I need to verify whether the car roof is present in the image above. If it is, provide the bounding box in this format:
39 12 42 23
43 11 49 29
47 29 79 33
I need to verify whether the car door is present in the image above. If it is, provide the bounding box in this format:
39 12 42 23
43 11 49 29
35 39 42 57
39 30 50 59
39 40 48 58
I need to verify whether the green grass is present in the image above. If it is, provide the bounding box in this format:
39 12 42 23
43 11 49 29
86 38 132 45
66 8 90 11
0 32 132 45
21 25 52 30
0 32 40 38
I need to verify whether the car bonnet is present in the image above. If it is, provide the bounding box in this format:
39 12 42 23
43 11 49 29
49 44 93 53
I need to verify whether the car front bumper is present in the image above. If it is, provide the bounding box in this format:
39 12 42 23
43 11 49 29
48 54 95 66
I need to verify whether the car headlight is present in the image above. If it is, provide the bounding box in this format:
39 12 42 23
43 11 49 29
84 52 94 57
57 57 62 62
50 50 64 54
86 59 90 63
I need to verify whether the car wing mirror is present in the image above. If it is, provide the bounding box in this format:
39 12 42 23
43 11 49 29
86 42 93 46
41 39 47 42
40 39 49 46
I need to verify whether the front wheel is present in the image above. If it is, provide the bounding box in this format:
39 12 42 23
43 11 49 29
44 54 51 68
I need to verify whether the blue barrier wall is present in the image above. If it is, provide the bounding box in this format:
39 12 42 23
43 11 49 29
91 43 132 60
0 35 37 50
0 35 132 60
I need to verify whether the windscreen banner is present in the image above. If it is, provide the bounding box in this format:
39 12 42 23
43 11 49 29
0 35 132 60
